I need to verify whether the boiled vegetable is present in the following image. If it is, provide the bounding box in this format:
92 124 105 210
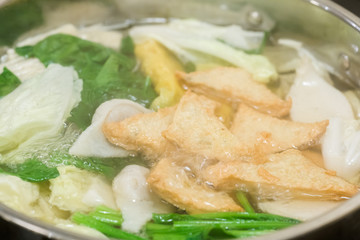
0 67 21 97
49 166 116 213
72 206 146 240
0 159 59 182
0 64 82 156
0 0 43 46
16 34 157 130
129 19 277 83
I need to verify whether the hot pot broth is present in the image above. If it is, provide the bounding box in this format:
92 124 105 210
0 15 359 240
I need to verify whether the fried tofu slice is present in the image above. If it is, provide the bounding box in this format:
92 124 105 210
147 157 244 214
230 104 329 154
176 67 291 117
163 91 256 162
102 106 176 161
202 149 358 200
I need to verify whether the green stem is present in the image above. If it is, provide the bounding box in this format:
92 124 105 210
88 205 123 227
224 229 274 238
72 213 146 240
173 220 294 230
153 212 300 224
236 192 255 213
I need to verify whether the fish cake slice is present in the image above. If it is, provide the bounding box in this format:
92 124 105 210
147 157 243 214
103 106 176 161
177 67 291 117
163 91 257 162
202 149 358 200
231 104 329 153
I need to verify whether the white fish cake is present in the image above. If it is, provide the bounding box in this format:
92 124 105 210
70 99 151 158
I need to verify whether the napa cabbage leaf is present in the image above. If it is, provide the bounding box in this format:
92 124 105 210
0 64 82 154
129 19 277 83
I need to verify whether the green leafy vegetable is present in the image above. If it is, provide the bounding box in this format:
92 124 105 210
0 159 59 182
120 35 135 56
48 152 147 180
0 0 43 46
89 205 124 227
222 229 274 238
16 34 157 130
147 212 300 239
0 67 21 97
236 191 255 213
72 207 146 240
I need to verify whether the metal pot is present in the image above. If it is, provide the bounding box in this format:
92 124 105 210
1 0 360 239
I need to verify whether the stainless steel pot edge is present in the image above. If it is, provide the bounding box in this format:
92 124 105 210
310 0 360 32
0 203 101 240
0 0 360 240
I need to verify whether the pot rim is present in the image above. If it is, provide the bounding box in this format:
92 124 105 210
1 0 360 240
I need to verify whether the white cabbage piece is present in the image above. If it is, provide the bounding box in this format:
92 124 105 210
169 19 265 51
322 118 360 182
0 174 40 215
258 199 341 221
0 48 45 82
0 64 82 159
77 24 123 50
129 19 277 83
31 194 71 224
17 23 122 50
49 166 116 213
283 39 354 122
112 165 174 233
56 221 108 239
69 99 151 158
345 90 360 119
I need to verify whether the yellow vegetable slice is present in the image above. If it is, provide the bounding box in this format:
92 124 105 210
135 40 184 110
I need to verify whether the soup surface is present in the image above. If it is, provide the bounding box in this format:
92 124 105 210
0 6 359 240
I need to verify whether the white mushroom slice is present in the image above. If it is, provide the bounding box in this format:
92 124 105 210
112 165 173 233
69 99 151 158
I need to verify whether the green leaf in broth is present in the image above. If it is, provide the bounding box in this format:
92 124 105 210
14 45 34 58
120 35 135 57
47 151 147 180
0 0 43 46
15 34 157 130
0 158 59 182
0 67 21 97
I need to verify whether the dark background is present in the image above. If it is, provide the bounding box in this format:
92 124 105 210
1 0 360 240
334 0 360 16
